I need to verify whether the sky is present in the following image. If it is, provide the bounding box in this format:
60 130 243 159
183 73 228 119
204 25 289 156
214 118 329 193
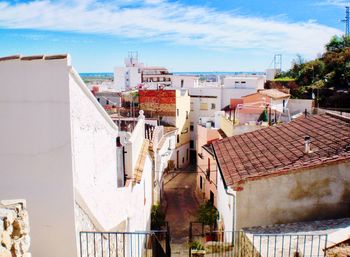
0 0 347 72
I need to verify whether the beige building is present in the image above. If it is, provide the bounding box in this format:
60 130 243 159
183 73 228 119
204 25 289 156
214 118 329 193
213 113 350 231
139 89 191 168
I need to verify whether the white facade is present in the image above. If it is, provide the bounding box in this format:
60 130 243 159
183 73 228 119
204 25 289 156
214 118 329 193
222 76 265 107
0 55 153 257
114 66 142 92
172 75 199 89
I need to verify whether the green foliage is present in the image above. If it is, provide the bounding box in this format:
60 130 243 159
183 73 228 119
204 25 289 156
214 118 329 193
281 35 350 107
272 77 295 82
258 108 268 122
151 204 166 230
197 201 219 231
189 241 204 250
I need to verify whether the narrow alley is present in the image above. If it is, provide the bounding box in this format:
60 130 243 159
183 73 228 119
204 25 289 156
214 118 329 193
163 168 201 256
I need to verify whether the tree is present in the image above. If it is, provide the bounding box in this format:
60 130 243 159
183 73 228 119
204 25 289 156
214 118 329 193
197 201 219 233
151 204 166 230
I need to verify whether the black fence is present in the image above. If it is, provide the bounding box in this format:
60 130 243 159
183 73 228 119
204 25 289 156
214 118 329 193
80 231 170 257
188 229 328 257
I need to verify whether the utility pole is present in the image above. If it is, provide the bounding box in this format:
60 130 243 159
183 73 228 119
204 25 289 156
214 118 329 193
342 6 350 36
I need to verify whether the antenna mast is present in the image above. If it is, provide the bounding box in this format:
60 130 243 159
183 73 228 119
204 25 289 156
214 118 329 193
342 6 350 36
273 54 282 70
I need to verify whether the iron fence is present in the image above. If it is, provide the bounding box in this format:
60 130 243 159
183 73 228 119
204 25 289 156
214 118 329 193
188 230 328 257
80 231 170 257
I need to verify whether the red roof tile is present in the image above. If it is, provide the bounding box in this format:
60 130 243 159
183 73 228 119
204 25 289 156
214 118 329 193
213 113 350 186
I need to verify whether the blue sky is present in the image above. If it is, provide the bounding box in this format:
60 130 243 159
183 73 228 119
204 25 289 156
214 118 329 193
0 0 347 72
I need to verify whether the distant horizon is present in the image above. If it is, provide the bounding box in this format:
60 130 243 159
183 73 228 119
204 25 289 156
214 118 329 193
79 71 267 77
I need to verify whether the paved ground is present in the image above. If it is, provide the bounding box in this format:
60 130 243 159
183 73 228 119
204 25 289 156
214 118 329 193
163 168 201 255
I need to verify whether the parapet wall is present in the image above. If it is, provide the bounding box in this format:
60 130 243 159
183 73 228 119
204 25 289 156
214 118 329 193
0 200 30 257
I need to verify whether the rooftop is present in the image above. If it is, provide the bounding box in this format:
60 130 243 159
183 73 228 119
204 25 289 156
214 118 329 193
258 89 290 99
243 218 350 257
0 54 68 62
213 113 350 186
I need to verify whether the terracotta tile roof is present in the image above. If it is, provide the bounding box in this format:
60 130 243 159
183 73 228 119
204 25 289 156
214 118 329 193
212 113 350 187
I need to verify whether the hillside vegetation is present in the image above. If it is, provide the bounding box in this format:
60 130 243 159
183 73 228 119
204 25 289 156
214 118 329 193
275 36 350 109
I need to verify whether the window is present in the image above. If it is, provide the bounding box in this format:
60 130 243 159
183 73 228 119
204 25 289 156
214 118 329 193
181 79 184 88
106 99 110 105
177 135 180 143
190 125 194 131
211 103 216 110
186 111 189 119
116 137 121 147
200 176 203 190
190 140 194 148
177 109 179 116
186 149 189 161
207 158 211 173
182 157 185 164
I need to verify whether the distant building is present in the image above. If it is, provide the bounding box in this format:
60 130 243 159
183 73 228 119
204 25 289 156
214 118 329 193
213 113 350 231
235 89 291 124
114 54 172 92
139 89 191 168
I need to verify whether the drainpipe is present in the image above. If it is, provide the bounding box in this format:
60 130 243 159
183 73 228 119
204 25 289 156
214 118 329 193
122 147 127 185
212 146 237 243
225 187 236 244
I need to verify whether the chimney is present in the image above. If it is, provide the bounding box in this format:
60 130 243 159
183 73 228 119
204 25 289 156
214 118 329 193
304 136 311 153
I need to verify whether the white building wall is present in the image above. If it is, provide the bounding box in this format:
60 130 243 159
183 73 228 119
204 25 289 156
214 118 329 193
0 57 78 257
114 66 141 92
217 171 236 235
0 56 155 257
172 75 199 89
119 115 145 179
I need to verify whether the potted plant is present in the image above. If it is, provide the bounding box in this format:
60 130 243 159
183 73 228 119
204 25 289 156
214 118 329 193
151 204 166 230
197 201 219 242
190 241 205 257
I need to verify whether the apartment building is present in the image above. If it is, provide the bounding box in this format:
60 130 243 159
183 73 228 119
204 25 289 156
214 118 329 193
114 54 172 92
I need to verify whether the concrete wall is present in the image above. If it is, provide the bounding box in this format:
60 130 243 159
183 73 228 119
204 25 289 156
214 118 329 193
288 99 313 116
235 160 350 229
153 129 177 203
0 57 78 257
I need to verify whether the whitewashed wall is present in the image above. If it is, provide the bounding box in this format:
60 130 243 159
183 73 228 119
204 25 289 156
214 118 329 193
217 171 235 233
0 58 78 257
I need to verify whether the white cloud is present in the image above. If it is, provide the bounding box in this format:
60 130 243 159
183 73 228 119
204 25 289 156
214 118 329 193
0 0 342 57
319 0 350 7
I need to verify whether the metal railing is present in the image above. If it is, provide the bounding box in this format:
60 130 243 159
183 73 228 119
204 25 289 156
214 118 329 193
188 230 328 257
80 231 170 257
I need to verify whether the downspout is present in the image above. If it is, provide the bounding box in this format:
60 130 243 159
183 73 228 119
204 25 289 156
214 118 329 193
122 147 127 185
212 146 236 242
